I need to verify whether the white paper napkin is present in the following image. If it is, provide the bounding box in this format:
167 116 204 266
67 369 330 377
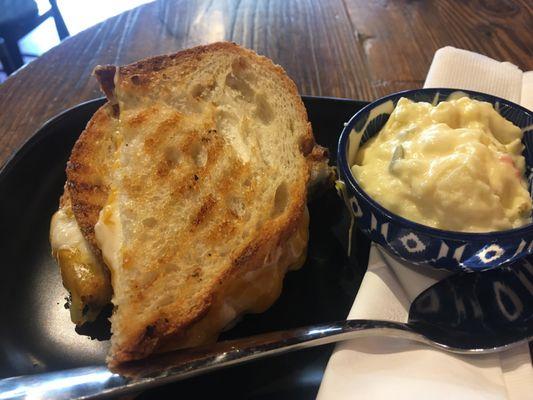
425 47 533 109
317 46 533 400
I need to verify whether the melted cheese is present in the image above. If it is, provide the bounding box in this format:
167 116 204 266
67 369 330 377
352 97 532 232
50 204 111 324
94 191 123 290
50 207 88 255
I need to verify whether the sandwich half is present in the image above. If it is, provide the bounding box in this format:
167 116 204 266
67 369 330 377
50 42 330 366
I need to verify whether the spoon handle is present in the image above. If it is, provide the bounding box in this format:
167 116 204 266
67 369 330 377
0 319 520 400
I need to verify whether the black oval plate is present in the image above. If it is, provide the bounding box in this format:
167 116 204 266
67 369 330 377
0 96 370 398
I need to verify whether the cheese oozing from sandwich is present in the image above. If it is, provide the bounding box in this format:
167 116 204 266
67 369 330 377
52 43 330 365
50 197 112 324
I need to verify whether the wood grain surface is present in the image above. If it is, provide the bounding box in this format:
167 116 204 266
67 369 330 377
0 0 531 167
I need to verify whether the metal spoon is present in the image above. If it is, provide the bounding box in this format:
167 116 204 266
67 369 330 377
1 258 531 400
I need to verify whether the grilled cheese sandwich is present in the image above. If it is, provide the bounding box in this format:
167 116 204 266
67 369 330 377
50 42 331 366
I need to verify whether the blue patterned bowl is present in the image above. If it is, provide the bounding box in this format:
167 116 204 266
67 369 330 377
337 88 533 271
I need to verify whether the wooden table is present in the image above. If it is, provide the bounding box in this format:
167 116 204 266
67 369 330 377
0 0 531 167
0 0 532 389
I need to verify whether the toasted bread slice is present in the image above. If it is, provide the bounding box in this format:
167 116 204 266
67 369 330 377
92 43 328 365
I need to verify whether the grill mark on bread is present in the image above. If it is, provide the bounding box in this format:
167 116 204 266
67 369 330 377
190 195 217 228
170 173 199 199
165 158 247 243
68 180 105 193
67 177 109 249
142 112 183 155
167 133 225 199
71 200 102 215
127 107 156 127
195 153 252 243
123 176 144 197
156 162 172 178
66 105 115 248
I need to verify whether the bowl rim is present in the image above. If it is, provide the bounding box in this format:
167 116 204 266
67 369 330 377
337 87 533 241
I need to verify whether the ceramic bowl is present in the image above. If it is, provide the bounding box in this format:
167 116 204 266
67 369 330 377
337 88 533 271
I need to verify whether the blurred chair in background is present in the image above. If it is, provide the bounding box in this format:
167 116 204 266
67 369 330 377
0 0 69 75
0 37 15 74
